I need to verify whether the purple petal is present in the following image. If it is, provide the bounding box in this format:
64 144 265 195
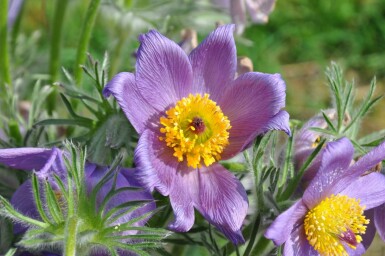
10 180 39 234
0 147 65 179
245 0 276 24
8 0 24 28
87 166 155 229
261 110 290 135
374 204 385 242
0 148 55 171
361 209 376 250
294 109 336 184
283 224 318 256
230 0 246 34
189 24 236 102
219 72 289 159
265 199 308 246
303 137 354 209
103 72 159 134
136 30 193 111
344 243 366 256
197 164 248 244
134 129 177 195
331 140 385 195
168 168 198 232
340 173 385 210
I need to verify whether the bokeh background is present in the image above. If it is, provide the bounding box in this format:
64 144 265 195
5 0 385 254
13 0 385 131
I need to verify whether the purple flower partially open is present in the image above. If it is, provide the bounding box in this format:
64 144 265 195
213 0 276 34
103 24 290 244
265 138 385 255
0 147 155 236
294 109 337 186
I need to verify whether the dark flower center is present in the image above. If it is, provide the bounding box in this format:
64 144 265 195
191 117 205 134
338 229 358 247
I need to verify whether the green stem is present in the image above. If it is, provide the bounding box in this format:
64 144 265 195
0 0 12 88
47 0 69 114
64 216 78 256
74 0 101 86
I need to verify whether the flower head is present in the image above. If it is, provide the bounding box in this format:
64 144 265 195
213 0 276 34
104 24 290 244
294 109 337 186
0 147 155 254
265 138 385 255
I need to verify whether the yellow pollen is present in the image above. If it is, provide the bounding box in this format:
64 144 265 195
312 136 321 148
303 194 369 256
159 93 231 168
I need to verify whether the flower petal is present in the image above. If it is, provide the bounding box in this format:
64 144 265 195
230 0 246 34
331 140 385 195
219 72 289 159
374 204 385 242
88 166 155 228
10 180 39 234
303 137 354 208
134 129 177 195
189 24 236 101
0 147 55 171
283 224 318 256
245 0 276 24
197 164 248 244
344 243 366 256
168 168 198 232
103 72 158 134
340 173 385 209
136 30 193 111
0 147 65 179
265 199 308 246
294 109 336 185
361 209 376 250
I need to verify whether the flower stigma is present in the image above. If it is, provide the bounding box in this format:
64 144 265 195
303 194 369 256
159 93 231 168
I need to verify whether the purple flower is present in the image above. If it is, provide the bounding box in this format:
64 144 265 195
0 148 155 245
265 138 385 255
8 0 24 28
103 24 290 244
374 203 385 242
294 109 337 186
213 0 276 34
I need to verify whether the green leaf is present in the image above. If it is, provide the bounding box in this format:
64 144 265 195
35 118 94 128
32 174 52 224
44 181 64 223
0 195 48 228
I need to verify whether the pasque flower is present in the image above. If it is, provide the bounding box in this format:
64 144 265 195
0 147 155 255
213 0 276 34
294 109 337 186
265 138 385 255
103 24 290 243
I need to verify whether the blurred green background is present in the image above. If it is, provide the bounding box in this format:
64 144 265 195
13 0 385 132
6 0 385 254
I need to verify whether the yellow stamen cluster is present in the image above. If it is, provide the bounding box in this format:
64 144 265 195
304 194 369 256
159 93 231 168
